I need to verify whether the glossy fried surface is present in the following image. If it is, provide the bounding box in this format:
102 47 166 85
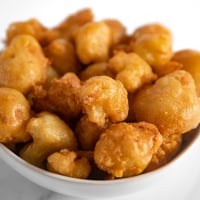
172 49 200 96
0 34 48 94
20 112 77 167
130 23 173 75
129 70 200 135
94 122 162 178
79 76 128 127
47 149 91 179
73 21 111 64
108 51 156 93
0 87 31 143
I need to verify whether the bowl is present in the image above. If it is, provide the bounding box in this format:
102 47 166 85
1 0 200 199
0 127 199 199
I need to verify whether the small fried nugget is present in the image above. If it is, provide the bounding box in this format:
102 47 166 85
145 134 182 172
73 21 111 64
108 51 157 93
20 112 78 167
0 34 48 94
79 62 114 81
54 8 94 41
47 149 91 179
172 49 200 96
30 73 82 121
44 39 79 75
129 70 200 135
103 19 127 46
130 23 173 74
0 87 31 143
48 73 82 121
5 18 47 45
94 122 163 178
79 76 128 128
75 115 109 150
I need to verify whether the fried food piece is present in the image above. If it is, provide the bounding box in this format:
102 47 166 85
79 76 128 127
47 149 91 179
129 70 200 135
44 66 60 88
31 73 82 121
20 112 78 167
0 87 31 143
172 49 200 96
130 23 173 74
0 34 48 94
73 21 111 64
145 134 182 172
75 115 108 150
5 18 47 45
44 39 79 75
103 19 126 46
108 51 157 93
54 8 94 41
79 62 114 81
94 122 163 178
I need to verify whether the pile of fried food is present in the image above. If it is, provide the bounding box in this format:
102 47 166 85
0 8 200 180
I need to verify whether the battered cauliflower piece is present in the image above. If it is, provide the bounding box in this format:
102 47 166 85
79 62 114 81
108 51 157 93
75 115 109 150
145 134 182 172
94 122 163 178
44 39 79 75
20 112 78 167
130 23 173 74
54 8 94 41
172 49 200 96
5 18 47 45
0 34 48 94
103 19 126 46
30 73 82 121
0 87 31 143
79 76 128 127
73 21 111 64
47 149 91 179
129 70 200 135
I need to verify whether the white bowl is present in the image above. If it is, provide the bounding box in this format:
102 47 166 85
0 127 199 199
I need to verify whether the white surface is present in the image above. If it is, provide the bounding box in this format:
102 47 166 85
0 0 200 199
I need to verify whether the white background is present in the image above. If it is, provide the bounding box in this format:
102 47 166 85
0 0 200 199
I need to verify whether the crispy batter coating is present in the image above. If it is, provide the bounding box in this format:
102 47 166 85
103 19 126 46
79 76 128 127
0 87 31 143
75 115 109 150
79 62 114 81
20 112 78 167
145 134 182 172
44 39 79 75
129 70 200 135
5 18 47 45
54 8 94 41
30 73 82 121
47 149 91 179
108 51 157 93
172 49 200 96
94 122 163 178
0 34 48 94
73 21 111 64
130 23 173 74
